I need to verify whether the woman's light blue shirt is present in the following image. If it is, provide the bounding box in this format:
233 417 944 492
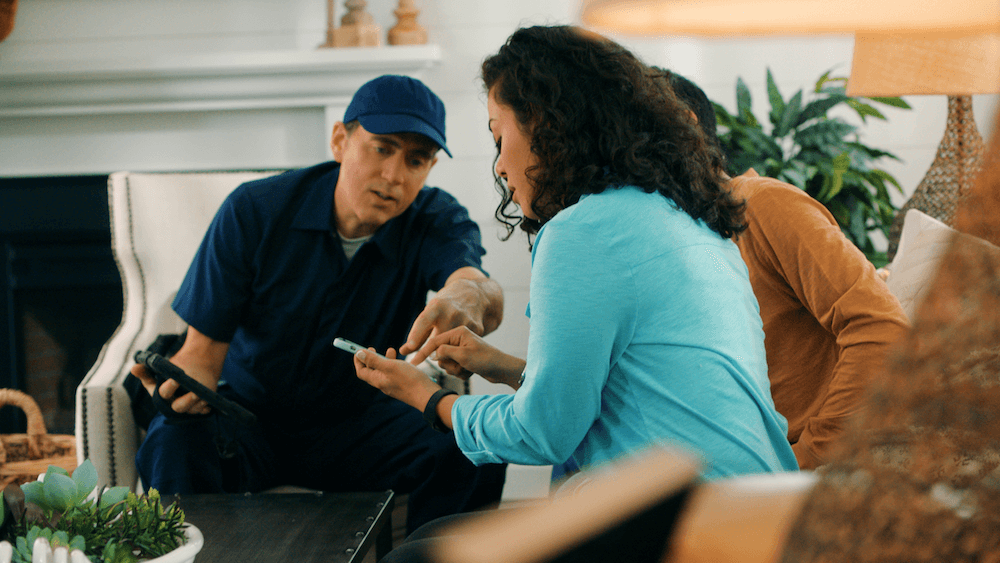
452 186 798 479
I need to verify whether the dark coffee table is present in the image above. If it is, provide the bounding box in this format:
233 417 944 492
169 490 394 562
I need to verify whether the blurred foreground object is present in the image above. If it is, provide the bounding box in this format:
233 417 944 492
780 100 1000 563
433 446 703 563
432 445 818 563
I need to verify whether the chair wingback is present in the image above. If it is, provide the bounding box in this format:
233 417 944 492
76 170 283 490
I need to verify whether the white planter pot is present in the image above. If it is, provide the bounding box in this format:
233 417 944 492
0 524 203 563
146 524 204 563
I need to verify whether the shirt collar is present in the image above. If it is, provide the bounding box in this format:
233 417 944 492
290 163 407 265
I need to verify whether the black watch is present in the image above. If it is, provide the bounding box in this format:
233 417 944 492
423 388 458 433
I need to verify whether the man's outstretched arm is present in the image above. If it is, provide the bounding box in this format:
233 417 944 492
399 266 504 363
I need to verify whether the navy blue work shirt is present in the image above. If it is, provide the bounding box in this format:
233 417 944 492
172 162 487 425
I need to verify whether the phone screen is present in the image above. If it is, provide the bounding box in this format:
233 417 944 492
333 338 386 358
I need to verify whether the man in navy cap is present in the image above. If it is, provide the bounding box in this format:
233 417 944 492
133 75 507 533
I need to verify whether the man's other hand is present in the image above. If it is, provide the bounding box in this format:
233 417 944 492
131 325 229 416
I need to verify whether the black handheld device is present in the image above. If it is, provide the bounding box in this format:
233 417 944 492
134 350 257 426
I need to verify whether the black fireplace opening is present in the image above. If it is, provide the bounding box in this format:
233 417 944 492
1 175 123 435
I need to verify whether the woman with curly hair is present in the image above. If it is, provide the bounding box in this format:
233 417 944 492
353 25 797 489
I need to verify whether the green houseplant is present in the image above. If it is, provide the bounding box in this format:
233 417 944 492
0 461 192 563
712 69 911 267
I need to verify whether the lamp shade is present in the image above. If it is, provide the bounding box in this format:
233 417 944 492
847 33 1000 96
580 0 1000 37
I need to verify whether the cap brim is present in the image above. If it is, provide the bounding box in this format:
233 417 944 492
358 114 452 158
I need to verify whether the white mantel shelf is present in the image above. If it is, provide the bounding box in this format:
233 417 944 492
0 45 442 117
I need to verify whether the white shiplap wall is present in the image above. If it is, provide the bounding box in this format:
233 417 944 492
1 0 996 500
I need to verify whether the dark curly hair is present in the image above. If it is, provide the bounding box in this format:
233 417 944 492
481 25 745 240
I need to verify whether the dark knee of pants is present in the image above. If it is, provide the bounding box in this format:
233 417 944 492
137 415 225 494
402 435 506 534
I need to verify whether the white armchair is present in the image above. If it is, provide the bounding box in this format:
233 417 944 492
75 170 284 490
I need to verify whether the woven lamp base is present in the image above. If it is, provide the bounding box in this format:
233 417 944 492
886 95 984 260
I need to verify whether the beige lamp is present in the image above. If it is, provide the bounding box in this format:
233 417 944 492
580 0 1000 37
847 32 1000 257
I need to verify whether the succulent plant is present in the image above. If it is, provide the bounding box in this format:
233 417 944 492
0 461 186 563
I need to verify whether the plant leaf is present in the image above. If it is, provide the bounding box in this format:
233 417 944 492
774 90 803 139
845 141 901 162
98 487 130 514
817 83 847 98
46 466 70 478
19 482 43 508
795 120 856 150
867 96 912 109
846 99 887 123
816 153 851 202
867 168 904 193
814 70 847 92
42 473 77 513
736 77 755 126
796 94 850 126
766 68 786 128
712 102 736 129
70 460 97 505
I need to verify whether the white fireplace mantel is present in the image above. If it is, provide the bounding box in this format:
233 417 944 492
0 45 442 117
0 46 442 177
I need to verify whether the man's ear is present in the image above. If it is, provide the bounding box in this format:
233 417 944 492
330 121 348 162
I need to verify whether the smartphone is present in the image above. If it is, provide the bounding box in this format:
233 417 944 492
333 337 444 382
333 337 384 357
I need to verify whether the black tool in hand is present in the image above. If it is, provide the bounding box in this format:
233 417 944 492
134 350 257 427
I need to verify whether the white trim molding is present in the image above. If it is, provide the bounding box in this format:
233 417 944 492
0 45 442 117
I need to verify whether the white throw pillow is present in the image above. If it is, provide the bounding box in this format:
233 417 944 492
885 209 959 320
886 208 999 320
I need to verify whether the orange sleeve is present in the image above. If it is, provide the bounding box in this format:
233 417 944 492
734 173 910 469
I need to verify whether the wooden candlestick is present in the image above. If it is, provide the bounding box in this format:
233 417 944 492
321 0 381 48
388 0 427 46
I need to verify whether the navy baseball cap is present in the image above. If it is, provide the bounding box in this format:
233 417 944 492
344 75 452 157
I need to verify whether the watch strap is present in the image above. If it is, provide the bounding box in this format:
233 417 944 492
423 388 458 433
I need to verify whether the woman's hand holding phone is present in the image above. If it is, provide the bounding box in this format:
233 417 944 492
343 342 441 412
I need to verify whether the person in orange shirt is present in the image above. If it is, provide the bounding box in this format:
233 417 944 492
664 70 910 469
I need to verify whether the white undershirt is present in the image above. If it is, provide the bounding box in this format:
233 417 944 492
338 231 373 261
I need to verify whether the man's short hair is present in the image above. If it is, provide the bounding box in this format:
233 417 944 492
665 71 720 148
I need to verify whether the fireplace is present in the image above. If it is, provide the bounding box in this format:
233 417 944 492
0 175 122 433
0 46 441 435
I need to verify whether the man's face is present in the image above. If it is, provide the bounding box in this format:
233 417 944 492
331 122 439 238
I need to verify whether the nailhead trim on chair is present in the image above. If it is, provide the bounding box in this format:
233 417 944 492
80 387 89 461
105 387 117 486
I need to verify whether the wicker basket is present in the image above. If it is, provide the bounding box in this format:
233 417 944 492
0 389 76 488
